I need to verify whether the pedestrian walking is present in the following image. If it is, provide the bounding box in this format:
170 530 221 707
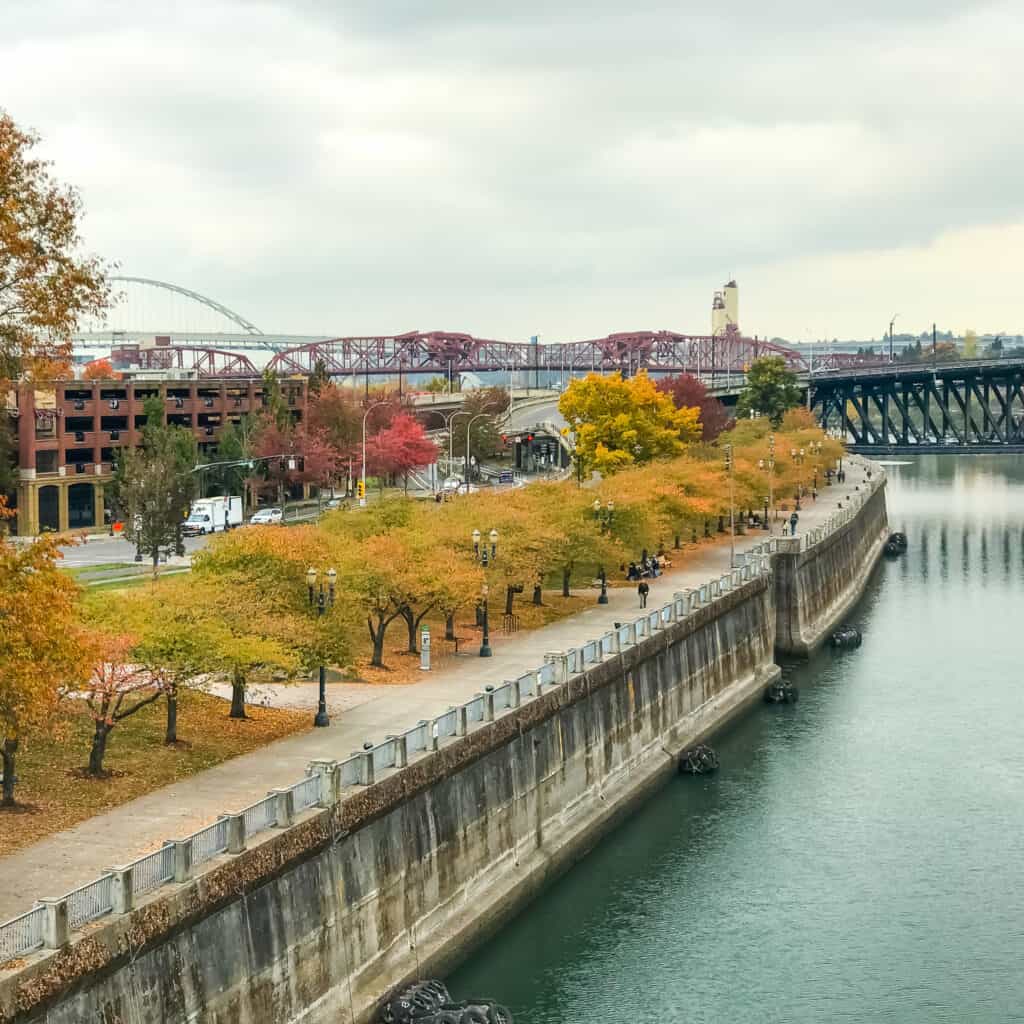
789 511 799 536
638 580 650 608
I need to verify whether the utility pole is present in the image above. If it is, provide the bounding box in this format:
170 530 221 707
933 323 937 365
889 313 899 362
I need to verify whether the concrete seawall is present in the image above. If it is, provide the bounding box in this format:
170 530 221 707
1 474 887 1024
773 474 889 655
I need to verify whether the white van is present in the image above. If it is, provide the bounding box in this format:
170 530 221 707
183 496 243 535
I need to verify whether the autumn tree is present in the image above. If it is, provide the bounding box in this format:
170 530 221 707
83 358 118 380
657 373 732 441
0 535 91 804
80 635 167 777
120 416 198 575
736 356 802 424
962 329 979 359
366 413 438 494
251 418 339 507
0 111 109 380
559 370 701 476
447 387 510 468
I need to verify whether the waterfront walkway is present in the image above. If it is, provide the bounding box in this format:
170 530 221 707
0 465 872 921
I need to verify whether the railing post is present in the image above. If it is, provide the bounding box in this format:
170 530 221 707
456 706 468 736
172 839 193 883
394 734 409 768
608 630 620 654
508 680 521 708
272 788 294 828
483 692 495 721
38 897 69 948
544 651 569 683
360 751 375 786
224 813 246 854
308 758 341 807
105 866 133 914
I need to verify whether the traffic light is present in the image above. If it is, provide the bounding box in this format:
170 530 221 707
357 480 365 499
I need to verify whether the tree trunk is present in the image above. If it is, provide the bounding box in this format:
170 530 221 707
88 722 111 777
164 690 178 745
368 618 388 668
562 567 571 598
229 668 247 719
445 612 456 641
400 607 419 654
505 585 515 616
1 737 18 806
533 584 543 605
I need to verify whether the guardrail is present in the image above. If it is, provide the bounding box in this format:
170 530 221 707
0 476 877 965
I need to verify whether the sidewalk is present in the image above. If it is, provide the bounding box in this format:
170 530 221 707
0 462 874 920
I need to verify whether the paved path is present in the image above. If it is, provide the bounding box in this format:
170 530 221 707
0 462 874 920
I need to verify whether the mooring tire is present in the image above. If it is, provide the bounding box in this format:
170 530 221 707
460 1008 491 1024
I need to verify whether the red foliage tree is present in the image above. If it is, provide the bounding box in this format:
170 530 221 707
366 413 438 493
251 418 340 503
657 374 732 441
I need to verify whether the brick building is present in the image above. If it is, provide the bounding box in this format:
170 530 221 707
6 376 307 537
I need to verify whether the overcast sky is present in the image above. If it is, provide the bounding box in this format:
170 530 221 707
3 1 1022 341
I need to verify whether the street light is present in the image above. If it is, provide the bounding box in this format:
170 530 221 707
361 401 390 507
465 413 490 489
305 567 337 727
592 499 614 531
479 584 492 658
889 313 900 363
471 528 498 656
758 432 775 533
723 443 736 567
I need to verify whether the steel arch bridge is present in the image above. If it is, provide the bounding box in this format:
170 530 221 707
109 276 265 337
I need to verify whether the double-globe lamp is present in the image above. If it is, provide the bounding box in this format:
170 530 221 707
306 567 337 727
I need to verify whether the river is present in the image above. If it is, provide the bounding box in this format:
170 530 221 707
449 455 1024 1023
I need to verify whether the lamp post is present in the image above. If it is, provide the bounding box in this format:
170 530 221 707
758 432 775 533
471 528 498 656
465 413 490 490
305 567 337 727
889 312 900 363
479 584 492 657
361 400 389 507
762 494 770 529
592 498 614 531
724 443 736 567
598 566 609 604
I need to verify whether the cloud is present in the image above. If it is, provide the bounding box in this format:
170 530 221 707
1 0 1022 340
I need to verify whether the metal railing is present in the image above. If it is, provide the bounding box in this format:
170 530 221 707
0 468 884 965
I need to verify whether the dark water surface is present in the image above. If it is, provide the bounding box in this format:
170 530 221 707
449 456 1024 1023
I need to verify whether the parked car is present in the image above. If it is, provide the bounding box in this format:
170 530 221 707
249 507 283 525
325 497 345 510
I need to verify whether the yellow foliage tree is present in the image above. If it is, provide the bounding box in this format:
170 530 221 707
559 370 701 476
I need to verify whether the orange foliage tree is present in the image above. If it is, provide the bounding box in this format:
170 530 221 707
0 535 92 804
0 111 109 381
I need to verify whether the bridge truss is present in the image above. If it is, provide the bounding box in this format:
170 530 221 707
110 345 259 377
265 328 876 379
811 359 1024 447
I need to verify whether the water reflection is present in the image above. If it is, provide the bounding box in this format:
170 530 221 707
450 456 1024 1023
